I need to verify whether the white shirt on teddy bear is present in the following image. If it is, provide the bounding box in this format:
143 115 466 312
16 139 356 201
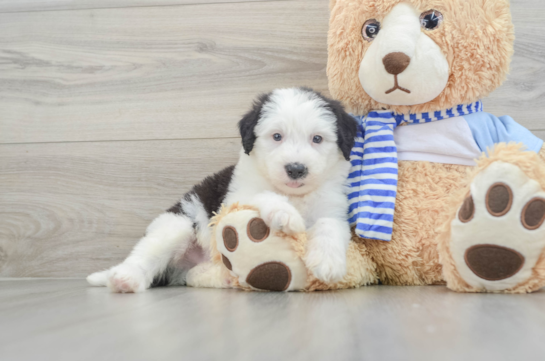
394 112 543 166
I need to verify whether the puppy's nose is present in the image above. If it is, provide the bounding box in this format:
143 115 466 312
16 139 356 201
285 163 308 180
383 52 411 75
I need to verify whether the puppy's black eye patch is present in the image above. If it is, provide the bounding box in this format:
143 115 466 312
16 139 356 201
420 10 443 30
273 133 282 141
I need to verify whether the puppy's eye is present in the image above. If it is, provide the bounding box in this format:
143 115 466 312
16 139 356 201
273 133 282 141
420 10 443 30
313 135 323 144
362 19 380 42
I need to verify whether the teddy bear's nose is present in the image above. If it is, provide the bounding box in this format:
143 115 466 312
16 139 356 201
383 52 411 75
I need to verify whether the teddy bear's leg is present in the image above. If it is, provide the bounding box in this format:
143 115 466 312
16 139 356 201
186 262 232 289
363 161 472 286
439 144 545 293
214 208 309 291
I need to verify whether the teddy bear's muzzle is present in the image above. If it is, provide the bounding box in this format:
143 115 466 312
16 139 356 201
383 52 410 75
464 244 525 281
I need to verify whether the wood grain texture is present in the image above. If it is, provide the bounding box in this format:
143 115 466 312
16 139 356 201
0 0 330 145
0 0 280 13
1 280 545 361
0 138 240 277
484 4 545 133
1 1 544 145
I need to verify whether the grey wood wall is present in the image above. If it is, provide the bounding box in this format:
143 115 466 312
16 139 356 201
1 0 544 278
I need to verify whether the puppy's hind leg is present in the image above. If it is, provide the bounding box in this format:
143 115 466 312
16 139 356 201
87 212 195 293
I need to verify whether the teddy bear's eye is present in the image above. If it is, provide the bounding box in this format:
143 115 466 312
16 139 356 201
420 10 443 30
362 19 381 42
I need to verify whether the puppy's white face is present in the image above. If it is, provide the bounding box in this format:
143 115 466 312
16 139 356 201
251 89 344 196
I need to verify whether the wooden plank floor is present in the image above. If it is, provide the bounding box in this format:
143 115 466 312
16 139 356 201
0 138 240 277
1 280 545 361
0 0 280 13
0 0 329 144
1 0 545 278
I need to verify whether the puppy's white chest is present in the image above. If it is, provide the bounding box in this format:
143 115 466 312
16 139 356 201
288 194 322 227
288 196 307 214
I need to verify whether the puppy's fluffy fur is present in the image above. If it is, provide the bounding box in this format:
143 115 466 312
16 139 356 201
87 88 358 293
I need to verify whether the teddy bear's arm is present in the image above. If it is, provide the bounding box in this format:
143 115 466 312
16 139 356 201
539 145 545 161
463 112 543 154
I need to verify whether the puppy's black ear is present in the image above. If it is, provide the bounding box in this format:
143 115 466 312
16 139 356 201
238 93 271 155
316 92 358 161
335 105 358 161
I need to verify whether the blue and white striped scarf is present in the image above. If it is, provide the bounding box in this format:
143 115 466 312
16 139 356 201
348 101 483 241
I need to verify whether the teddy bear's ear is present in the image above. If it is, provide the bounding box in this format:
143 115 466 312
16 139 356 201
238 93 270 155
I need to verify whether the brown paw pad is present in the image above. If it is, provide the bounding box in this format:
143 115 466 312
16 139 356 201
247 217 270 242
465 245 525 281
222 255 233 271
246 262 291 291
522 198 545 230
486 183 513 217
458 194 475 223
223 226 238 252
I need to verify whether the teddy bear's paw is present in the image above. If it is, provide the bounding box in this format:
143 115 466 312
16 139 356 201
450 161 545 292
215 209 308 291
106 263 150 293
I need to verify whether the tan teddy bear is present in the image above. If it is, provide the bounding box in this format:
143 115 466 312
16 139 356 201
328 0 545 293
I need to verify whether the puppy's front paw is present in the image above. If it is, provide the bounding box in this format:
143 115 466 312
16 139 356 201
253 192 306 235
305 242 347 283
266 207 306 235
107 263 149 293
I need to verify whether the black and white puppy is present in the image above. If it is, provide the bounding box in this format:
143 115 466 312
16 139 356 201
87 87 358 292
